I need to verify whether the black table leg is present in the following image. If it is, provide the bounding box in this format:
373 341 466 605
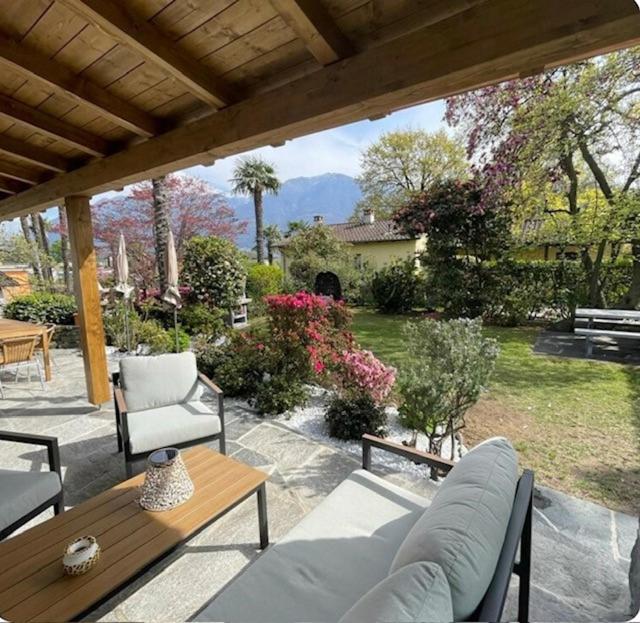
257 483 269 549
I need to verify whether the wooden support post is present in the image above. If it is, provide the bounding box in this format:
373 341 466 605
65 195 110 406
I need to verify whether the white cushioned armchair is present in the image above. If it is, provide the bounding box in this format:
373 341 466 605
112 352 225 477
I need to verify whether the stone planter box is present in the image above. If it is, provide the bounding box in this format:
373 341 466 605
53 324 81 349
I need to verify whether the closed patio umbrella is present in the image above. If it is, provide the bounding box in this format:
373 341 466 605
113 233 133 351
162 229 182 352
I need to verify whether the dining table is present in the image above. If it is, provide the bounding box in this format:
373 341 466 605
0 318 51 381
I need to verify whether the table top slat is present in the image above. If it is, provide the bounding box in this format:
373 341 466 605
0 448 267 623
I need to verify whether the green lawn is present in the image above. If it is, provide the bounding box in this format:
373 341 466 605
351 309 640 514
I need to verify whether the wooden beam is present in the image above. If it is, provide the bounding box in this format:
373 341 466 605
0 93 111 157
0 177 29 195
0 160 45 185
0 135 69 172
270 0 354 64
65 195 110 406
59 0 239 108
0 0 638 219
0 35 161 138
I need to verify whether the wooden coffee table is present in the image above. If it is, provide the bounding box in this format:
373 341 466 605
0 446 269 622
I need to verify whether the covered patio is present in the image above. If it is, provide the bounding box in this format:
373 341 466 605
0 0 638 404
0 351 636 621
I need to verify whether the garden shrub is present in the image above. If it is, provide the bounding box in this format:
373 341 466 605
397 318 498 466
246 263 283 299
251 375 309 415
137 319 172 353
4 292 76 325
194 332 267 398
370 259 423 313
179 303 226 339
103 302 143 350
325 394 387 440
182 236 246 309
336 349 395 404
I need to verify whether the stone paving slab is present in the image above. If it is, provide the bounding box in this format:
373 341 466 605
0 349 637 621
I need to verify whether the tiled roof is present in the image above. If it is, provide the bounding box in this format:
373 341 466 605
278 220 415 246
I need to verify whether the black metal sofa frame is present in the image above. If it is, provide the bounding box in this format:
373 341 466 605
0 431 64 540
362 434 533 623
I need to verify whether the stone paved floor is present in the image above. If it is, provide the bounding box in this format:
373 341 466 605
0 349 637 621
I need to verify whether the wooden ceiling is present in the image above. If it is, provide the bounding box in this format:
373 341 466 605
0 0 638 220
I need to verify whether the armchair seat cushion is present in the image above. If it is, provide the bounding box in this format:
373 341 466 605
127 401 221 455
0 469 61 533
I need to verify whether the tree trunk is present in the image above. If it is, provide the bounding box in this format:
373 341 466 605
36 213 53 283
583 241 607 308
28 214 44 282
267 240 273 265
19 215 42 281
152 176 170 292
58 205 71 293
254 188 265 263
619 241 640 309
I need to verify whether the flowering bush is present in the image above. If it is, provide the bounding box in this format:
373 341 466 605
182 236 246 309
264 292 352 384
337 349 395 404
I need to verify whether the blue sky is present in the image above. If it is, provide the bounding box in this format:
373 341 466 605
1 99 446 232
186 99 446 192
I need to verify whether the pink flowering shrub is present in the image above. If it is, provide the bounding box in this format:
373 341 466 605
337 349 396 404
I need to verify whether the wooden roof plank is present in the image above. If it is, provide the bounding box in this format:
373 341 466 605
0 93 110 156
0 35 161 137
0 0 639 218
0 134 69 172
269 0 354 64
0 177 30 195
0 160 46 185
59 0 240 107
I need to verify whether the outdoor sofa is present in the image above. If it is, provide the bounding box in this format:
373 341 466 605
195 435 533 623
0 431 64 540
113 352 225 477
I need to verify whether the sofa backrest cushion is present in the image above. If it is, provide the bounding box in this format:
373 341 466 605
119 352 202 412
389 437 518 621
338 561 453 623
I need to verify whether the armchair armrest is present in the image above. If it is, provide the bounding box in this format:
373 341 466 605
362 434 455 475
198 372 223 396
0 430 62 477
114 386 128 415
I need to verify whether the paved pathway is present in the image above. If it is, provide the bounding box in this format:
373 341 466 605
0 349 636 621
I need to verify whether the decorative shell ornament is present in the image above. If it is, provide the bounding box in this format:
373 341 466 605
138 448 194 512
63 536 101 576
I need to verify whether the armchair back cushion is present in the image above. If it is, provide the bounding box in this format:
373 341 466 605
338 561 453 623
119 352 203 413
390 437 518 621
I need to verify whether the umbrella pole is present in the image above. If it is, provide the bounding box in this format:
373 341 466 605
174 306 179 352
125 297 131 353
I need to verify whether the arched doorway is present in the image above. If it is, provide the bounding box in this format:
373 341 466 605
314 272 342 300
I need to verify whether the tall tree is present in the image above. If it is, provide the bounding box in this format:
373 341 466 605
230 156 281 263
446 47 640 307
355 129 468 220
152 176 171 291
17 216 42 281
92 174 247 287
58 205 71 292
35 213 53 283
264 224 282 265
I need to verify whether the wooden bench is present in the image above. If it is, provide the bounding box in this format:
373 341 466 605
574 308 640 356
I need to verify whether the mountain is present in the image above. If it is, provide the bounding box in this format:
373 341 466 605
227 173 362 249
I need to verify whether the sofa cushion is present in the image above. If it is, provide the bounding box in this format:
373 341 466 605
339 561 453 623
119 352 202 412
390 437 518 621
195 470 429 623
127 401 220 454
0 469 61 533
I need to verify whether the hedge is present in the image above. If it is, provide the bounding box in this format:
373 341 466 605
3 292 77 325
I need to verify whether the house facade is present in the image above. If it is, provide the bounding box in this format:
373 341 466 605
278 211 426 275
0 264 32 305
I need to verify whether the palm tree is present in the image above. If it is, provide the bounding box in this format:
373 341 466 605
230 156 280 263
264 224 282 265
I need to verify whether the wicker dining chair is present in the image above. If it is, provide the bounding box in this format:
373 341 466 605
0 335 44 398
35 324 57 369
